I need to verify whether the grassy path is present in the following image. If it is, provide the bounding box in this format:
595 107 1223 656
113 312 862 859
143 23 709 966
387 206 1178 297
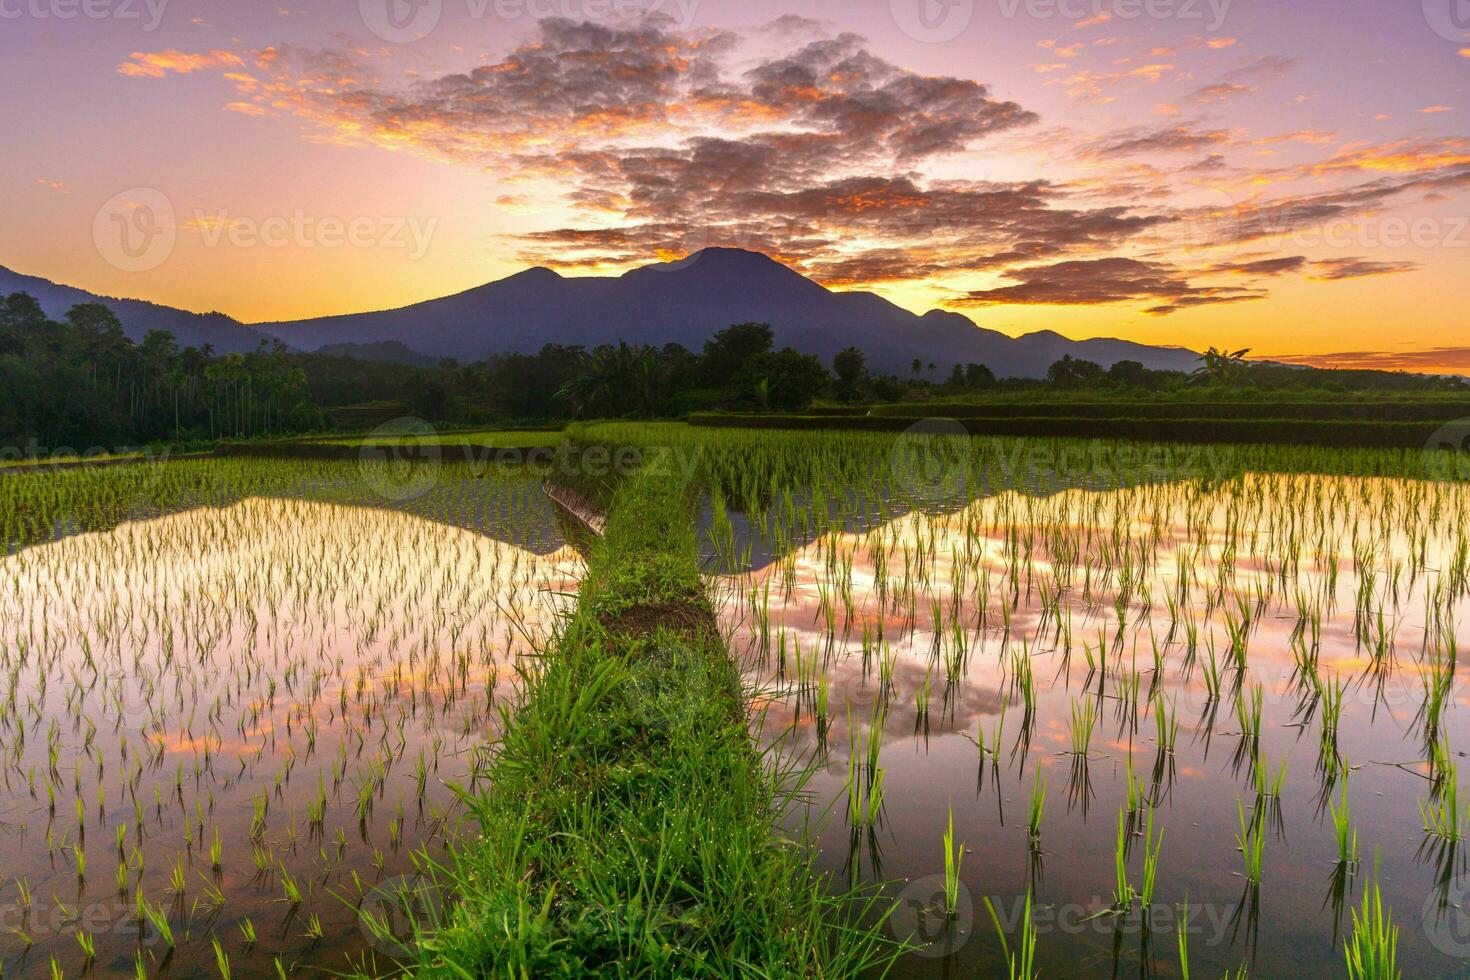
402 471 898 977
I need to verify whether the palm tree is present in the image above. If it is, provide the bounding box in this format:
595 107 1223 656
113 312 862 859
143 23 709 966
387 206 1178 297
1191 346 1252 385
556 342 663 418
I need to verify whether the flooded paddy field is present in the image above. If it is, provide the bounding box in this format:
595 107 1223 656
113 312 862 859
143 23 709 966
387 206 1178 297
0 460 583 977
686 428 1470 978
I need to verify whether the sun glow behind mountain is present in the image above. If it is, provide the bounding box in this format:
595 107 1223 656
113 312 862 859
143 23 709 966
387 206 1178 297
3 0 1468 369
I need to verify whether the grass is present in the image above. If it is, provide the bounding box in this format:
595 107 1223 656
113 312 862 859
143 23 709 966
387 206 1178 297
393 470 901 975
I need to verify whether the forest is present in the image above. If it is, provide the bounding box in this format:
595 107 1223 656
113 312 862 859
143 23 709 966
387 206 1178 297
2 291 1463 453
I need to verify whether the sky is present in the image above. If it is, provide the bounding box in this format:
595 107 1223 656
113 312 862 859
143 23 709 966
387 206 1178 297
2 0 1468 370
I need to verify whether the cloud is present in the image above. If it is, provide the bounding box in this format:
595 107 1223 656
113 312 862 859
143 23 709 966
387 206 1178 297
118 49 244 78
1082 124 1233 158
948 257 1262 314
1307 257 1421 280
1268 348 1470 374
1207 256 1308 276
1185 55 1296 104
125 17 1470 313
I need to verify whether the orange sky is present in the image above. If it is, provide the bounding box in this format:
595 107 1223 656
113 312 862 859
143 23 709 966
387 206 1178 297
3 1 1468 369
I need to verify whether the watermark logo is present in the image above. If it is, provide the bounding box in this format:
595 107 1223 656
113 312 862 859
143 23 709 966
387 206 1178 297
359 874 444 957
997 0 1232 31
1423 0 1470 44
1161 187 1243 262
360 0 442 42
0 0 169 29
891 0 975 43
358 417 442 501
360 0 699 42
890 418 972 507
94 188 175 273
188 209 438 260
1425 419 1470 482
888 875 973 957
1423 879 1470 958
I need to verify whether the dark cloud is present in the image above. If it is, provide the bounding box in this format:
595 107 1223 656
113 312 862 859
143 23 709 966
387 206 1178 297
1207 256 1308 276
130 20 1470 310
949 257 1263 314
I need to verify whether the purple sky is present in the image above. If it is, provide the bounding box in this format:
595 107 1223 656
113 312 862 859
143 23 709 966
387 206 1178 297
3 0 1468 367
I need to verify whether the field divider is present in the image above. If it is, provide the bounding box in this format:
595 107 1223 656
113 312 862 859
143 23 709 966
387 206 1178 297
399 467 900 975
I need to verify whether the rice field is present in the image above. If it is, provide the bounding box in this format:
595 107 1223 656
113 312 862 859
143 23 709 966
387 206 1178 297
6 424 1470 977
583 423 1469 978
0 461 583 977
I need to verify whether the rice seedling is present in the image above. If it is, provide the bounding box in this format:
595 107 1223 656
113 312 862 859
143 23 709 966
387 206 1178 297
1112 807 1135 909
982 889 1038 980
1069 698 1097 757
1330 776 1360 867
1344 862 1398 980
1420 761 1463 842
212 934 233 980
1026 772 1046 848
1236 802 1266 886
943 805 965 919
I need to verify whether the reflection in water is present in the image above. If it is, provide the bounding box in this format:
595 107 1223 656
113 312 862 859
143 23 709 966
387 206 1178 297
0 495 581 977
714 473 1470 978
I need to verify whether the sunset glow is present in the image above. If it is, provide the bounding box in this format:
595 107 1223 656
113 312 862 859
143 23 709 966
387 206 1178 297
3 0 1467 367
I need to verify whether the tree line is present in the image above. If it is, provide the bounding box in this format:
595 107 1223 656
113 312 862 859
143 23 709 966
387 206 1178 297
3 293 1463 451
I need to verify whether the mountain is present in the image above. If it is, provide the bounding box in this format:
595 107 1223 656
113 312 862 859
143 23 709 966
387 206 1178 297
2 251 1202 376
0 264 273 354
256 249 1201 377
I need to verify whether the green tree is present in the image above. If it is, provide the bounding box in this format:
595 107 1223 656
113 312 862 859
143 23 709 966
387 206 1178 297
1046 356 1105 390
833 347 868 403
700 323 774 388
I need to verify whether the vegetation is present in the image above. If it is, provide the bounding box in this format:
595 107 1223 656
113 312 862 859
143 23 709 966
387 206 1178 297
8 290 1462 457
400 469 899 976
6 408 1470 975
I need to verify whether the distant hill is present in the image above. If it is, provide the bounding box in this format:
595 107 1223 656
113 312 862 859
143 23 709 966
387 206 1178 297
257 249 1201 377
3 250 1202 377
0 264 274 354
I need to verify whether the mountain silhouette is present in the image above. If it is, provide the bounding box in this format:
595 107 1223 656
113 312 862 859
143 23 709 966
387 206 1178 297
3 250 1201 376
0 264 274 353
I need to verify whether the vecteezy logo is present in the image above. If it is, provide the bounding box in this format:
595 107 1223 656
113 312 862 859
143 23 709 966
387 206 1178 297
891 0 974 42
1424 419 1470 482
93 188 176 272
888 875 973 958
1423 0 1470 42
889 418 973 508
360 0 442 43
358 417 442 502
1423 880 1470 959
360 874 444 957
1162 187 1243 263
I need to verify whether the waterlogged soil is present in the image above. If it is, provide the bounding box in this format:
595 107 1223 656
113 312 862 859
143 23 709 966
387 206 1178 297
0 489 582 977
710 473 1470 978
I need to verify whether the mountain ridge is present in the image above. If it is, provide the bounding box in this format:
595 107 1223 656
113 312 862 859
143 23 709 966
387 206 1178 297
1 250 1202 377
